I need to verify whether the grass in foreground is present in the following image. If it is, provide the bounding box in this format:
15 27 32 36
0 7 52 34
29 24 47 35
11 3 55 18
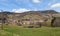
0 25 60 36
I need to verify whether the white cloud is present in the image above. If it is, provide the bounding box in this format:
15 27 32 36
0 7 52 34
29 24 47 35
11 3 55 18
32 0 40 3
51 3 60 8
12 8 30 13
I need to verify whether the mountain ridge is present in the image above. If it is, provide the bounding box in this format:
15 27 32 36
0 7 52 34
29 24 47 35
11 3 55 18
0 10 58 14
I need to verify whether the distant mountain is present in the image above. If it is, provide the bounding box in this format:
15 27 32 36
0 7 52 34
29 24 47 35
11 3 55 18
0 10 58 14
41 10 58 14
23 10 58 14
0 10 59 18
0 11 14 14
16 10 58 17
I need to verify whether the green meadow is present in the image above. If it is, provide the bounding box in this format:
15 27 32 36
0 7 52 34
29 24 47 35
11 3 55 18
0 25 60 36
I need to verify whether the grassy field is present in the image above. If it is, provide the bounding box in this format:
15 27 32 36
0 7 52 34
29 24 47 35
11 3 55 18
0 25 60 36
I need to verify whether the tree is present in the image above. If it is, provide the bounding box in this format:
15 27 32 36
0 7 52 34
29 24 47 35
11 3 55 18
1 11 8 30
51 17 56 27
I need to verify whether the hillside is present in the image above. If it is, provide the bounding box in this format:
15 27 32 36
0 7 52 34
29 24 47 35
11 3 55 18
0 10 58 18
0 10 60 27
20 10 58 16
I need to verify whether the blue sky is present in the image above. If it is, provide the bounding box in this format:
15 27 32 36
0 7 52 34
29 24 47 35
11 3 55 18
0 0 60 13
